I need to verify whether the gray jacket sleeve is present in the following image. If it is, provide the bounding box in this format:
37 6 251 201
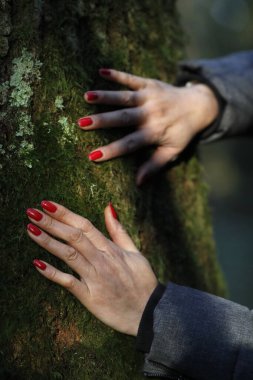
138 282 253 380
177 50 253 143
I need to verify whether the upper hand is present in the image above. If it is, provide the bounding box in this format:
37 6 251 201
78 69 219 185
26 201 158 336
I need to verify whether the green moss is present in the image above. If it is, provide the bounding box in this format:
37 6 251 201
0 0 226 379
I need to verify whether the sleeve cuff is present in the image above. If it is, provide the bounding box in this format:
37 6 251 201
136 282 166 353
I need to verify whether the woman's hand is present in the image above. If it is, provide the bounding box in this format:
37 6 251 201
26 201 158 336
78 69 219 185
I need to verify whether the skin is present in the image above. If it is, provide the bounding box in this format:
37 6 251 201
28 70 219 336
80 69 219 185
27 202 158 336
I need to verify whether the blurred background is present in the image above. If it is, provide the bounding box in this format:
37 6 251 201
177 0 253 307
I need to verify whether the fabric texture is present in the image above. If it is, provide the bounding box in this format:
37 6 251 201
140 283 253 380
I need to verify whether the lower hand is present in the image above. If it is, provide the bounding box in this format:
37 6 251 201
26 201 158 336
78 69 219 185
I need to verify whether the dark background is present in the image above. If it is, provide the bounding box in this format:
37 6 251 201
178 0 253 307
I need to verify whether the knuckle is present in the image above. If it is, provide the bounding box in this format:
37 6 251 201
57 206 67 218
124 73 132 86
49 269 57 282
80 218 93 233
43 216 53 229
68 228 83 243
120 110 131 125
116 223 126 235
40 233 51 247
151 79 164 89
122 92 133 106
125 136 138 151
63 275 76 289
65 246 79 262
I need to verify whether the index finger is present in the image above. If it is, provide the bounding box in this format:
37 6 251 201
99 68 148 90
40 201 109 250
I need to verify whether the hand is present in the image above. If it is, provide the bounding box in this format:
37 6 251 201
78 69 219 185
26 201 158 336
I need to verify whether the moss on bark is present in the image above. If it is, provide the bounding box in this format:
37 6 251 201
0 0 226 379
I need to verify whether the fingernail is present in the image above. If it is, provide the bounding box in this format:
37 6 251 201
41 200 57 213
99 68 111 76
33 259 47 271
88 150 103 161
26 208 43 221
78 117 93 128
27 223 42 236
109 202 118 220
86 91 98 101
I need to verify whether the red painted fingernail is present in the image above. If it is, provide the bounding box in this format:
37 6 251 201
78 117 93 128
33 259 47 271
109 202 118 220
27 223 42 236
26 208 43 221
41 200 57 213
99 68 111 76
86 91 98 101
88 150 103 161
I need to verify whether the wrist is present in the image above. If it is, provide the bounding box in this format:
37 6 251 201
190 83 219 133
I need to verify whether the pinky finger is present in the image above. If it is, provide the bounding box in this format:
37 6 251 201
33 259 89 300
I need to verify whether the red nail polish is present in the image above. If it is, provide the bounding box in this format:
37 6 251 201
86 91 98 101
27 223 42 236
33 259 47 271
41 200 57 213
88 150 103 161
109 202 118 220
26 208 43 221
78 117 93 128
99 68 111 76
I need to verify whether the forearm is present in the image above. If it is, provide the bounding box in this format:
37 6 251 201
177 50 253 142
137 282 253 379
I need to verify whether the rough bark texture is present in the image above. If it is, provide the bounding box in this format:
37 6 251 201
0 1 226 379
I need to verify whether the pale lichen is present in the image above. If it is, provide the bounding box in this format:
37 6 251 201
15 113 33 137
55 95 64 111
58 116 78 145
10 49 42 107
0 48 42 168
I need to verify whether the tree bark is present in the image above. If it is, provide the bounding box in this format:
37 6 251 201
0 0 226 379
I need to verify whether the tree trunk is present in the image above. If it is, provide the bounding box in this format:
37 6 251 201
0 0 226 379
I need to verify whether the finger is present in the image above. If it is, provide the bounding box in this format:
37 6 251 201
89 129 151 162
78 107 144 130
33 259 89 300
104 203 139 253
40 201 109 251
26 209 98 262
136 147 178 186
99 68 148 90
27 224 93 277
84 90 143 107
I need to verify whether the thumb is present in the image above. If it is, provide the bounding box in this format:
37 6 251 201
136 146 178 186
104 202 139 253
